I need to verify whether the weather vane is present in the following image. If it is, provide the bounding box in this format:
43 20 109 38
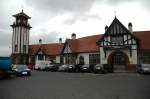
21 5 24 12
114 11 117 18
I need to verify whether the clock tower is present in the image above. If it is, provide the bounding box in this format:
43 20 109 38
11 10 31 64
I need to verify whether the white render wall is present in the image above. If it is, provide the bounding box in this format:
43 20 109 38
77 52 99 64
123 49 137 64
100 47 107 64
56 56 60 63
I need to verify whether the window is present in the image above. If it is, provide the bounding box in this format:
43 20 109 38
79 56 84 65
89 54 100 65
14 45 18 52
23 45 26 53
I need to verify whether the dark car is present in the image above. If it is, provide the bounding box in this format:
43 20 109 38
81 64 90 72
13 65 31 76
137 64 150 74
49 64 60 72
58 64 69 72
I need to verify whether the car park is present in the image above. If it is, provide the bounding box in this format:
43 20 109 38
13 65 31 76
137 64 150 74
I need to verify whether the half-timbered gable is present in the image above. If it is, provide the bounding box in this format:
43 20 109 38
100 17 139 47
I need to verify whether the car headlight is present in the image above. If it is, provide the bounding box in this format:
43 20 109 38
96 67 100 69
14 69 18 71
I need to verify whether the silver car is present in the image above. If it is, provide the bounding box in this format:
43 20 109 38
58 64 68 72
137 64 150 74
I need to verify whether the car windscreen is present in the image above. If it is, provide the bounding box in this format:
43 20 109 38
82 65 89 67
141 64 150 68
16 65 27 70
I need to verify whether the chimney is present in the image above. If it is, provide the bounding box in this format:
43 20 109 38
59 37 62 44
71 33 76 40
128 22 133 33
105 25 108 32
39 39 42 44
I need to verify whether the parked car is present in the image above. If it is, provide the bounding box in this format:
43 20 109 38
34 60 51 70
67 64 76 72
42 64 54 71
13 65 31 76
58 64 69 72
81 64 90 72
49 64 60 72
93 64 105 73
137 64 150 74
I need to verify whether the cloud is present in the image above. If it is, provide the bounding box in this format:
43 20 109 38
25 0 95 14
30 31 61 44
103 0 136 5
63 14 101 25
0 30 12 56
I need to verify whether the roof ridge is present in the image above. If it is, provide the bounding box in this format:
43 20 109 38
78 34 101 39
133 30 150 33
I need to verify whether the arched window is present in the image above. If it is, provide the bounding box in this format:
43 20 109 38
79 56 84 65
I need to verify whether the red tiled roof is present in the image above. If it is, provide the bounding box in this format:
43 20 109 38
133 31 150 49
66 34 102 53
29 31 150 56
29 43 64 56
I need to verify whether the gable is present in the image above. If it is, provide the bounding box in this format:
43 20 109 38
106 17 129 36
98 17 139 47
36 48 45 55
37 49 44 55
63 43 72 54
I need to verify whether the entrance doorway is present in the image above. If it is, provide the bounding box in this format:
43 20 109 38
108 51 129 72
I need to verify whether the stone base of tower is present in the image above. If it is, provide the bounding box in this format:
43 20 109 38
11 54 29 65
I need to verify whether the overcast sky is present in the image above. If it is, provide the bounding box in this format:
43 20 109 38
0 0 150 56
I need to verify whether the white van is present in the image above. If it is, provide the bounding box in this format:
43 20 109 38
35 60 51 70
